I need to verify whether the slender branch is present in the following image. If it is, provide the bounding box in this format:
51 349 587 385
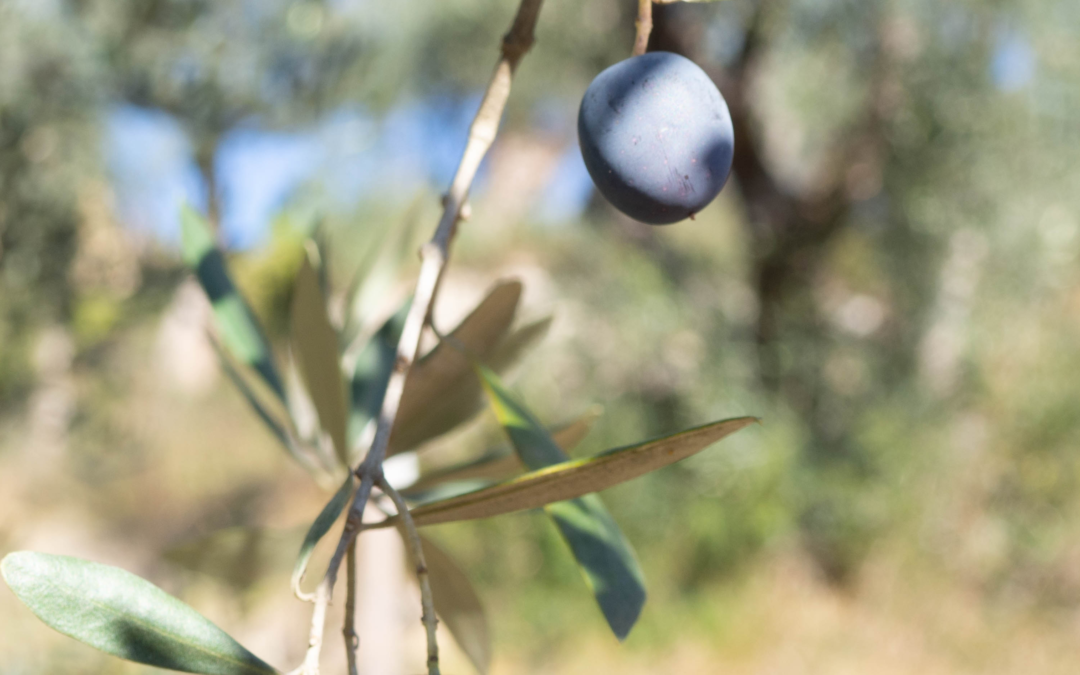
633 0 653 56
288 582 331 675
347 0 547 468
344 539 359 675
295 2 546 672
323 0 543 613
293 469 375 674
379 477 440 675
335 0 546 542
326 468 377 589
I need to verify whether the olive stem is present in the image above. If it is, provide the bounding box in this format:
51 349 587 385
633 0 653 56
344 539 359 675
288 580 331 675
379 476 441 675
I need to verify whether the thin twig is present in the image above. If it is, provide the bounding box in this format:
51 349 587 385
294 468 375 674
344 539 359 675
329 0 543 609
296 1 546 671
351 0 546 482
288 581 331 675
378 476 440 675
633 0 653 56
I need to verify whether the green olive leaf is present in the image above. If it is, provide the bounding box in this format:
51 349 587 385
388 280 523 455
405 478 499 506
402 408 601 498
549 407 603 455
374 417 757 528
485 316 552 372
348 298 411 452
342 197 425 346
210 339 292 448
292 474 355 599
1 552 278 675
477 366 645 640
290 254 349 465
402 450 517 499
310 221 332 300
546 495 644 639
180 206 285 403
208 337 322 474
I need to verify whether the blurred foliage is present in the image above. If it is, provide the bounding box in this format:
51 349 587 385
0 4 99 403
231 221 309 340
2 0 1080 672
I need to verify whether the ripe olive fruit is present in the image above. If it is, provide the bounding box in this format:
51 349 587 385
578 52 735 225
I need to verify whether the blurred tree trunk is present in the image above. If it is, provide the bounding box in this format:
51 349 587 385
650 5 854 396
650 4 898 583
195 134 222 235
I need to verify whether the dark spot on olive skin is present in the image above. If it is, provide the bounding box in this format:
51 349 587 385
578 52 734 225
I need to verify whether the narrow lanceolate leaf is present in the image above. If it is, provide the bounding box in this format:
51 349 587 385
209 338 320 473
343 198 424 346
380 417 757 528
180 206 285 402
292 475 355 598
550 407 602 455
401 410 601 499
402 450 518 499
388 280 523 455
1 552 278 675
547 496 644 639
309 223 332 300
477 367 644 640
290 255 349 465
212 340 292 447
486 316 553 373
402 535 490 675
348 298 410 450
404 479 499 506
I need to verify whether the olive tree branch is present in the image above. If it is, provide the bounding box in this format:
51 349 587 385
328 0 545 594
378 476 441 675
292 469 375 675
334 0 545 550
633 0 653 56
344 539 359 675
293 1 546 672
288 582 331 675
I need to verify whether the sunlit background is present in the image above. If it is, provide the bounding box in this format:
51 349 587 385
3 0 1080 673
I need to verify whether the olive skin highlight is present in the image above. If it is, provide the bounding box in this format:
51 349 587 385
578 52 735 225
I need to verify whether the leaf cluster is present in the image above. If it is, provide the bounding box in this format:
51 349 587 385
2 0 756 670
3 204 753 674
